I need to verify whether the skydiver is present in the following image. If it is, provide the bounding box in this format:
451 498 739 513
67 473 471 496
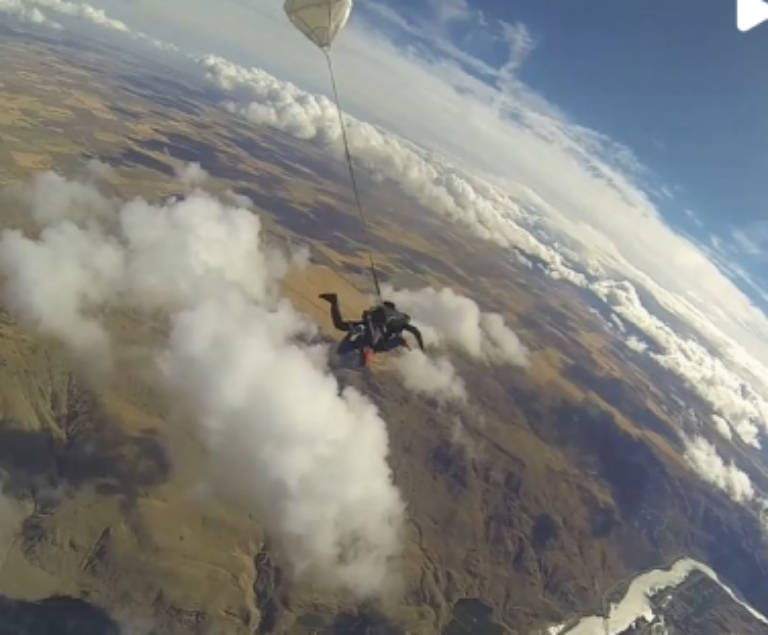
319 293 425 366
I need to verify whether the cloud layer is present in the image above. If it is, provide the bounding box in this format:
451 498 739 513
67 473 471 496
32 0 129 32
0 0 61 28
0 170 404 596
383 285 529 367
159 295 403 593
684 436 755 504
174 161 209 189
593 280 768 448
392 351 467 405
0 0 178 51
0 0 127 31
378 285 527 405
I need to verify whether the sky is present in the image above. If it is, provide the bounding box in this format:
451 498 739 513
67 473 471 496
3 0 768 503
80 0 768 297
438 0 768 230
491 0 768 298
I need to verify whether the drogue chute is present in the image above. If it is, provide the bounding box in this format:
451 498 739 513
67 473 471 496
283 0 353 50
283 0 429 368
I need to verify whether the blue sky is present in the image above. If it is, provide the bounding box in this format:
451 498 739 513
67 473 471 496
379 0 765 230
513 0 766 238
360 0 768 300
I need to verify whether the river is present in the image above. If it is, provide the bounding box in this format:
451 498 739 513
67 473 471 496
547 557 768 635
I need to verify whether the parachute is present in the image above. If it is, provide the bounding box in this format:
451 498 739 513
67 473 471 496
283 0 383 301
283 0 353 50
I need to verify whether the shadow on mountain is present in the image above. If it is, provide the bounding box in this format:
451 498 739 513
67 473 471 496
113 148 175 176
0 418 170 505
511 389 768 618
511 391 667 520
295 609 406 635
443 599 506 635
0 596 120 635
564 363 681 449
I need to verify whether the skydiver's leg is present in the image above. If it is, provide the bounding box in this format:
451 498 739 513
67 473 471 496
360 326 376 366
319 293 352 332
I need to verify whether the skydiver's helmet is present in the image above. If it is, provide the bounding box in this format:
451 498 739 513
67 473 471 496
383 301 410 323
370 301 411 333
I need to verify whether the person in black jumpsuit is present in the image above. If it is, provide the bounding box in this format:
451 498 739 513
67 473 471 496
320 293 424 365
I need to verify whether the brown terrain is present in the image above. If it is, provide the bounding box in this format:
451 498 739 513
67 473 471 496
0 22 767 635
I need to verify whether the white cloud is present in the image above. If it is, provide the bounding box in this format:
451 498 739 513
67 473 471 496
159 294 403 595
0 169 404 597
362 2 498 83
85 158 115 181
28 0 129 31
380 284 526 401
174 161 209 189
683 436 754 504
479 312 529 366
2 170 116 227
0 223 124 367
392 351 467 405
733 230 761 256
592 279 768 448
498 21 536 77
223 189 254 209
712 415 734 441
625 336 648 354
0 0 61 28
424 0 472 26
684 208 704 229
733 223 768 257
117 195 290 310
610 314 626 333
381 285 529 367
376 0 536 86
3 0 179 51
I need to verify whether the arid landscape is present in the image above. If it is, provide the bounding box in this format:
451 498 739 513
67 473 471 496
0 22 767 635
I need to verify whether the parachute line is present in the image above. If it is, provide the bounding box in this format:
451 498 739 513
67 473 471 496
324 50 383 301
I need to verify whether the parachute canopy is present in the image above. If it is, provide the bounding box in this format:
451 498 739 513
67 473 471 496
283 0 353 50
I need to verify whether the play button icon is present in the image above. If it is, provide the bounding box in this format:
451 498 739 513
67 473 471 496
738 0 768 31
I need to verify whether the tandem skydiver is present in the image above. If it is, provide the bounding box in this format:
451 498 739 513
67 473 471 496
319 293 424 366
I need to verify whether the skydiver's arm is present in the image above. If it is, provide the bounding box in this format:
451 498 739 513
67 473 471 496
403 324 425 351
